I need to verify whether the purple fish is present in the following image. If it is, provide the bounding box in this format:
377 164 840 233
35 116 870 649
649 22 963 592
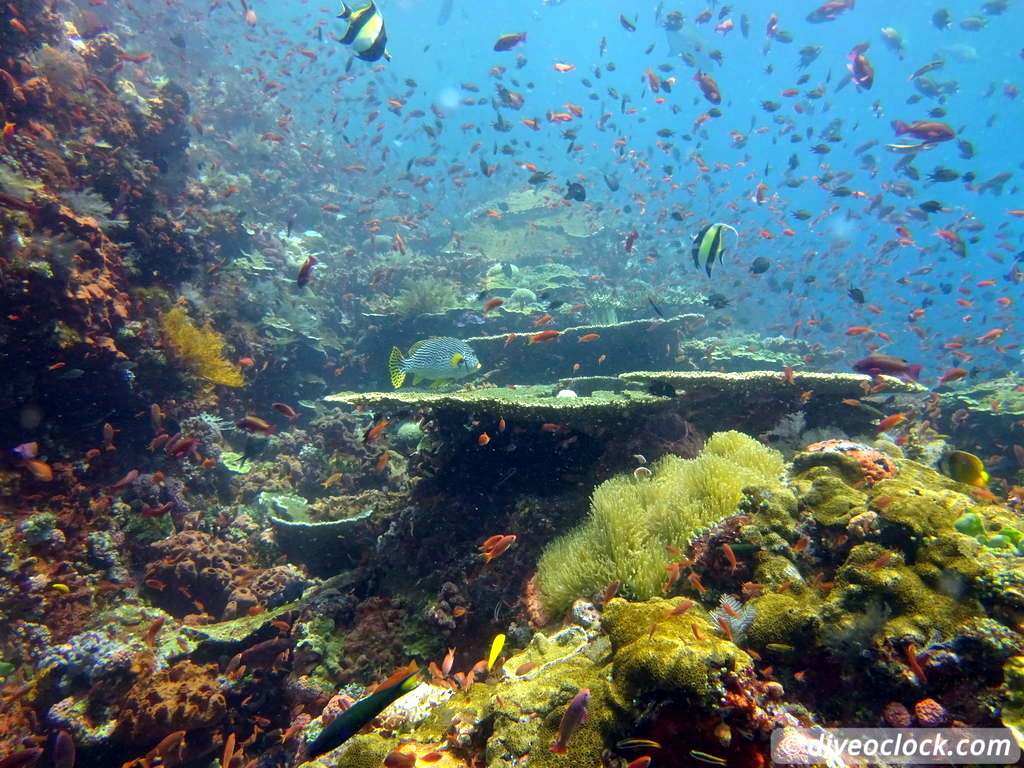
549 688 589 754
11 442 38 460
852 354 922 380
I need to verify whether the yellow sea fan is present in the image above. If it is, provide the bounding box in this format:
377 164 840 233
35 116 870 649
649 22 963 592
160 307 244 388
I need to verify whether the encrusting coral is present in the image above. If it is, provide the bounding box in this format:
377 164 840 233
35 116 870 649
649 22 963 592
113 659 226 743
160 306 244 388
144 530 310 620
534 431 784 616
602 597 753 705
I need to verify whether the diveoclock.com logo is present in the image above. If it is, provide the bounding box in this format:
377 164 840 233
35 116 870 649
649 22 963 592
771 727 1021 765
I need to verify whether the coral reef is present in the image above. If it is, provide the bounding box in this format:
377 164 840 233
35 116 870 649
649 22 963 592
604 597 752 704
393 276 461 316
799 439 899 485
0 5 1022 768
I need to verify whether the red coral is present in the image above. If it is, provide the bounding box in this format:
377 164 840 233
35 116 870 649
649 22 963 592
913 697 950 727
522 573 551 628
804 440 898 485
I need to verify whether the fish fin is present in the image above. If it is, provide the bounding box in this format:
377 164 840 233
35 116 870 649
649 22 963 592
411 374 422 386
549 744 566 754
408 340 426 356
388 346 405 389
378 660 420 690
692 223 711 271
450 353 464 368
338 2 351 19
431 378 448 388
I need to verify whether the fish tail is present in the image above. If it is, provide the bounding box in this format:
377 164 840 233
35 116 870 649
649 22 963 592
388 346 406 388
905 363 923 380
549 745 566 754
892 120 908 135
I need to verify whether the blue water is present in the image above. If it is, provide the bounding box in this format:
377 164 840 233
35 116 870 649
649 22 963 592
148 0 1021 381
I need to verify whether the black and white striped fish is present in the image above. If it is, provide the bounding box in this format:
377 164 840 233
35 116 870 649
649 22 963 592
337 1 390 62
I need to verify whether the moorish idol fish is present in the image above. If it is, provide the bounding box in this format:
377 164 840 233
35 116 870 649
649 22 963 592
691 222 739 277
337 1 390 62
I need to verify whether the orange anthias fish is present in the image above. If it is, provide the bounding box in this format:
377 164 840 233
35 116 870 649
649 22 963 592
493 32 526 51
22 459 53 482
550 688 589 754
237 415 276 435
528 330 561 344
296 254 318 289
363 418 390 443
937 368 968 385
272 402 300 420
479 534 517 562
877 412 908 431
693 71 721 104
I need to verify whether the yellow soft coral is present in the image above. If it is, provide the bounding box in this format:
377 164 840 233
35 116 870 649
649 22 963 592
160 307 244 388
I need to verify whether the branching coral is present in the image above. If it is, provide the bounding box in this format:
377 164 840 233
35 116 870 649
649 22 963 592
160 307 243 387
535 431 784 616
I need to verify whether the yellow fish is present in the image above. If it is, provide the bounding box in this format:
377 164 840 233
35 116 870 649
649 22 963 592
487 633 505 671
940 450 989 487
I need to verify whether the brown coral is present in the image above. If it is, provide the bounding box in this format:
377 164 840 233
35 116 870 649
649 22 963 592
144 530 307 620
114 660 226 744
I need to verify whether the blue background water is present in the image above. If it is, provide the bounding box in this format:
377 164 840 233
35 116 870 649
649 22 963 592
151 0 1021 382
